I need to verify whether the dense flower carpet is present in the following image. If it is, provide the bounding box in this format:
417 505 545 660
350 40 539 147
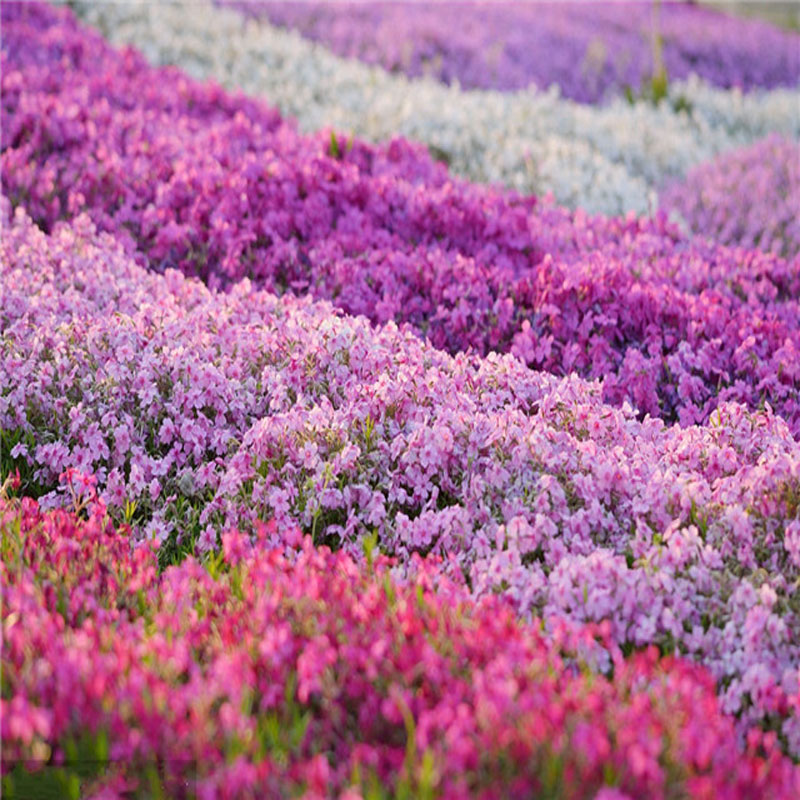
1 2 800 798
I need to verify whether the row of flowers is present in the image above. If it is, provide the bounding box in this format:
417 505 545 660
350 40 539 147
3 2 799 433
3 205 800 753
3 496 800 798
70 0 800 217
661 133 800 259
227 0 800 101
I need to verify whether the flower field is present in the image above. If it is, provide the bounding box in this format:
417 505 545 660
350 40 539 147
1 2 799 798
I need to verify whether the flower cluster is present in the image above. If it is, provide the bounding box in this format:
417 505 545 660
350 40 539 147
3 4 800 434
4 498 799 799
662 134 800 259
71 0 800 216
228 0 800 102
4 207 800 750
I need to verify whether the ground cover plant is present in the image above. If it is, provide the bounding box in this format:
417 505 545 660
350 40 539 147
226 0 800 101
4 496 799 799
3 2 800 435
2 1 800 797
71 0 800 216
662 134 800 259
4 201 800 764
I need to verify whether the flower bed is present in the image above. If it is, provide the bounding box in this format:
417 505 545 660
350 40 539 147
3 498 799 798
3 3 800 434
3 206 800 753
70 0 800 216
3 1 800 791
662 134 800 259
225 1 800 101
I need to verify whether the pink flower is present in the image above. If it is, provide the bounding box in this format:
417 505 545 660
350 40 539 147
197 526 217 555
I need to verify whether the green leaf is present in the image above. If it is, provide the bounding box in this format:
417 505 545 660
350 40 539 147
328 131 341 159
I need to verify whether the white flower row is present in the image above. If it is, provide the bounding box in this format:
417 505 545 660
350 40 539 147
72 0 800 217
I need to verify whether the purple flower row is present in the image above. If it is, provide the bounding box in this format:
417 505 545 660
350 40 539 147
662 134 800 259
4 205 800 751
3 2 800 434
3 498 800 799
223 1 800 103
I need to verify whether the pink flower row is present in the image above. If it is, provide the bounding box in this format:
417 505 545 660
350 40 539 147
3 205 800 752
662 134 800 259
3 497 799 799
3 1 800 432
